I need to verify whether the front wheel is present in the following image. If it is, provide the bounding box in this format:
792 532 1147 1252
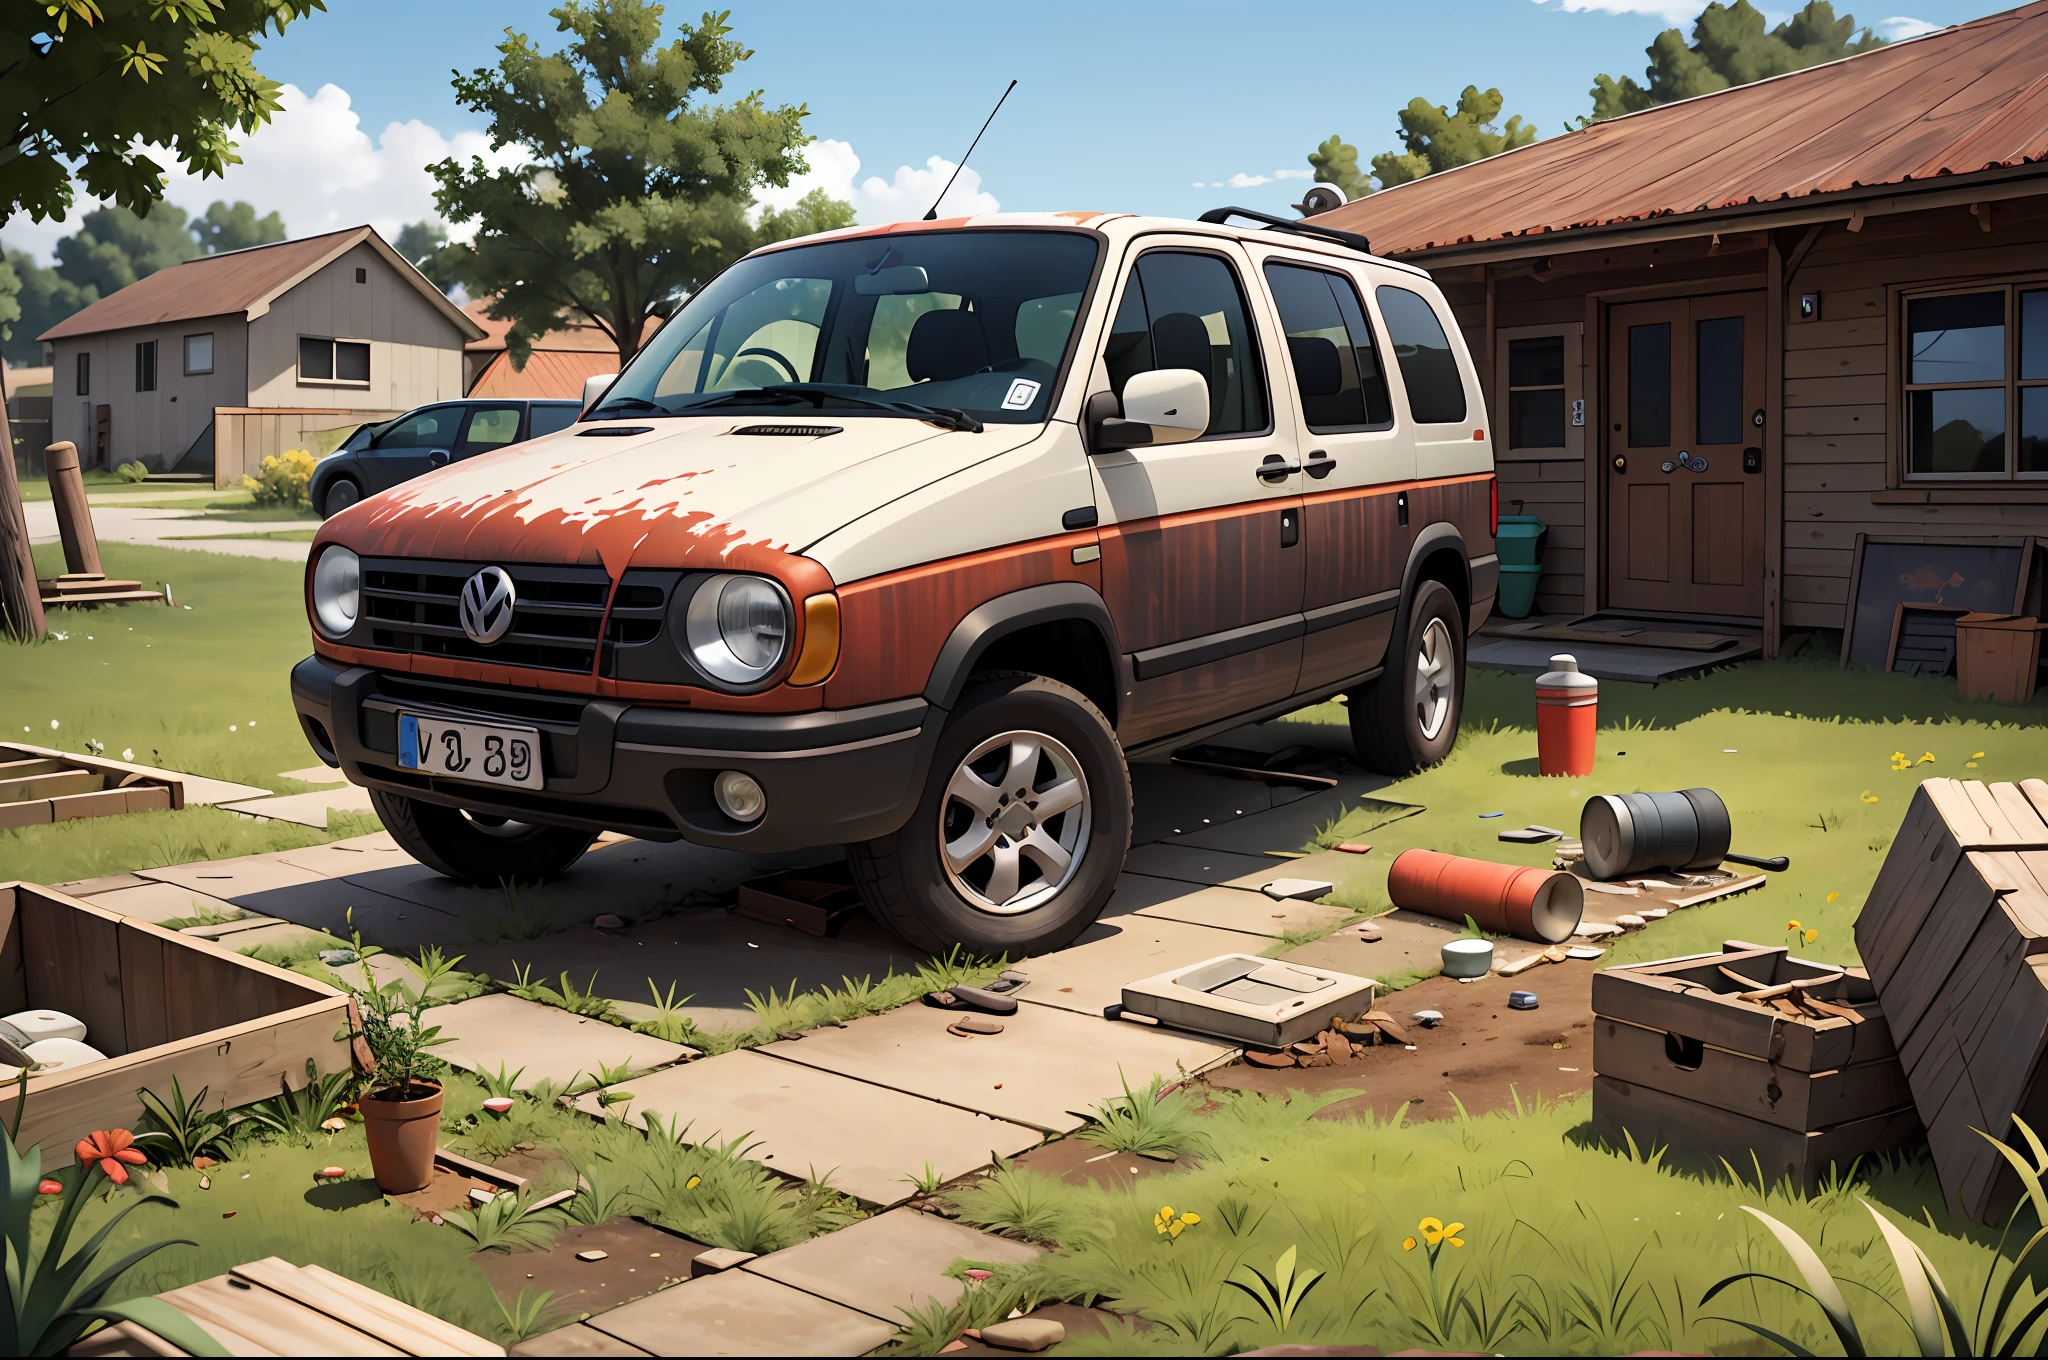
846 673 1131 956
369 789 593 884
1349 578 1466 776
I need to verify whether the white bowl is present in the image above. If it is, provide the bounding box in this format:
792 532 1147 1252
1441 938 1495 979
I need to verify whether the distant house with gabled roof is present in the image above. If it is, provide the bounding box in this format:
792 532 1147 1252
39 225 485 484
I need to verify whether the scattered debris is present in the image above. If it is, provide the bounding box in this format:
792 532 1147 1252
735 863 866 936
1121 954 1377 1047
1509 991 1540 1010
1335 843 1373 854
1566 946 1606 960
1582 881 1638 896
1411 1010 1444 1028
1441 938 1493 978
1498 826 1562 844
1388 848 1584 943
692 1247 756 1276
1480 811 1504 818
317 948 357 968
1169 743 1343 788
577 1249 610 1263
1573 922 1622 938
925 986 1018 1016
980 1316 1067 1351
468 1188 498 1206
482 1097 514 1116
947 1015 1006 1037
314 1166 344 1180
592 913 627 930
1613 913 1647 930
1259 877 1333 901
319 1116 347 1132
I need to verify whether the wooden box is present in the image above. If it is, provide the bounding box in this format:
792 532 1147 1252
0 743 182 830
734 863 865 937
1955 614 2046 705
1854 778 2048 1222
1592 941 1923 1190
0 882 358 1169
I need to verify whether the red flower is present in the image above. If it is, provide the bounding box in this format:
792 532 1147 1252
74 1129 148 1184
36 1179 61 1195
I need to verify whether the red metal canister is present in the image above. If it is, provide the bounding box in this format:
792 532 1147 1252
1386 848 1584 943
1536 653 1598 777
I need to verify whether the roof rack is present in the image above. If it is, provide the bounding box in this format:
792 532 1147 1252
1196 206 1371 255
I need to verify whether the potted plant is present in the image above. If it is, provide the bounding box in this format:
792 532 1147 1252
337 929 463 1193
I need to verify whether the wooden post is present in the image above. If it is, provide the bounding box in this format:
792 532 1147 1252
43 441 101 578
0 395 45 640
1762 234 1786 658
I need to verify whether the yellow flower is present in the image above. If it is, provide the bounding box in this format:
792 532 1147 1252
1967 762 1979 769
1786 919 1801 931
1180 1212 1200 1226
1154 1205 1198 1238
1402 1236 1419 1251
1919 752 1937 764
1826 892 1839 903
1975 752 1987 760
1805 929 1819 944
1417 1216 1447 1246
1155 1205 1177 1235
1444 1222 1466 1247
1860 791 1880 803
685 1175 701 1190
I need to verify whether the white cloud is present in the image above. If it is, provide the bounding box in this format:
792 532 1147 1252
1 82 521 262
1274 168 1314 181
754 137 997 225
1879 15 1940 38
1227 172 1274 189
1542 0 1701 22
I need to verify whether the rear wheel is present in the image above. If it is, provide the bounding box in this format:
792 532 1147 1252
321 476 362 518
847 673 1130 956
369 789 592 884
1350 579 1465 776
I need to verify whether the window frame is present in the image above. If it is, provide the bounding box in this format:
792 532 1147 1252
1897 276 2048 483
134 339 156 393
74 352 89 397
1105 243 1275 443
1492 323 1584 461
298 335 372 388
183 332 214 377
1260 258 1396 436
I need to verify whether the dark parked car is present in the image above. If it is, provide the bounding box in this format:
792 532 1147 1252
313 398 582 518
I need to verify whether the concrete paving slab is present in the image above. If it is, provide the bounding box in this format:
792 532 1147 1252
1121 843 1298 890
1280 908 1465 981
278 765 348 785
138 853 328 897
47 872 150 897
513 1322 652 1356
1165 782 1412 856
760 1000 1234 1134
177 913 284 939
221 783 375 829
201 921 341 954
1014 915 1270 1016
1128 761 1286 844
744 1209 1040 1321
571 1050 1036 1206
1109 873 1349 937
586 1269 893 1357
165 872 459 955
429 992 693 1087
75 881 245 925
270 833 416 881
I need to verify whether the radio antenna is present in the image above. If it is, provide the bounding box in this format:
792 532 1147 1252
923 79 1016 221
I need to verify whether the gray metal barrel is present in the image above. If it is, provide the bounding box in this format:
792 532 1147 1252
1580 787 1732 879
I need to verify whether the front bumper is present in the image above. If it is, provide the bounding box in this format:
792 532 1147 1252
290 655 938 851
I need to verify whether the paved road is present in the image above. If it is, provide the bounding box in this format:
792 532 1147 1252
24 500 312 563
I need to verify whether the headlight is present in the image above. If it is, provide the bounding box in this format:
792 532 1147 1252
682 574 790 685
311 546 360 639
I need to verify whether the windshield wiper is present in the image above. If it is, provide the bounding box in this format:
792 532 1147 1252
680 386 984 433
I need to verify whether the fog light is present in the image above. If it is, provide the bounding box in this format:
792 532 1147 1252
713 770 766 823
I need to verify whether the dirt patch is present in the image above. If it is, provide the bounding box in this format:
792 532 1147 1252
1009 1135 1196 1190
1202 960 1599 1123
475 1218 708 1317
389 1163 489 1222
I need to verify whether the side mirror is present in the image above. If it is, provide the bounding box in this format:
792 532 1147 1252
582 373 618 413
1089 368 1210 452
426 448 451 469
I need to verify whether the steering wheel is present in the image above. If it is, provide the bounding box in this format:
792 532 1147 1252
735 347 800 383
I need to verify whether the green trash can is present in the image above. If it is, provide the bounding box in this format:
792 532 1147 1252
1494 515 1546 618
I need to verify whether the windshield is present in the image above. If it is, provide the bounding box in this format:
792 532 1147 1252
594 229 1099 425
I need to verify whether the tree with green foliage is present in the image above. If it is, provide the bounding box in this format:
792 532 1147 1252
191 199 286 254
753 187 856 248
0 252 89 367
1310 86 1535 199
54 203 199 296
1586 0 1885 122
1 0 326 224
431 2 844 372
392 220 467 294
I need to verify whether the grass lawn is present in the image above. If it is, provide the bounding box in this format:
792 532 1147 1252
2 541 347 883
158 528 320 543
16 467 131 501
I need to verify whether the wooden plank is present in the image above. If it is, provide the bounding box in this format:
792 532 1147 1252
116 924 172 1056
158 1274 409 1357
50 788 139 821
285 1263 506 1357
0 769 100 802
0 887 24 1015
1880 858 2001 1044
18 885 125 1053
1857 784 1967 987
1964 955 2048 1132
1594 1015 1911 1131
0 800 52 830
0 758 66 778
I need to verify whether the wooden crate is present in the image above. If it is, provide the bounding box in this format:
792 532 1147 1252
0 883 359 1170
1592 941 1923 1190
0 744 182 830
1854 778 2048 1223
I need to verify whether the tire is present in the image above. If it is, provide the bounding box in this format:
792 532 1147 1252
322 476 362 519
1350 578 1466 776
846 672 1131 956
369 788 593 884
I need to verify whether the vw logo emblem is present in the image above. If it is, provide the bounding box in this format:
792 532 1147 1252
459 566 517 645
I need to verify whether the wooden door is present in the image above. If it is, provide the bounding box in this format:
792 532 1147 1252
1605 294 1765 617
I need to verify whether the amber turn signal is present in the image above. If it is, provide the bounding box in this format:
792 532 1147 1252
788 592 840 686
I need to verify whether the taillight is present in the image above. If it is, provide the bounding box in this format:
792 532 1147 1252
1489 476 1499 538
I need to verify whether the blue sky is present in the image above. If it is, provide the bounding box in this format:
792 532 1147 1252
2 0 1998 260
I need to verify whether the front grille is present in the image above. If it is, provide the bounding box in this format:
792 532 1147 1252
372 672 591 727
361 558 611 673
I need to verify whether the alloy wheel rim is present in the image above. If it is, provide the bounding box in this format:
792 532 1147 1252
1413 617 1454 741
939 729 1090 915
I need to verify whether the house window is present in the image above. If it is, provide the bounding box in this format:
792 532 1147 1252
134 340 156 392
1904 283 2048 478
183 333 213 376
300 336 371 386
1507 336 1566 449
75 352 89 396
355 267 367 284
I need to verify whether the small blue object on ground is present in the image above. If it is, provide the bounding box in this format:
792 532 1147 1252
1480 811 1505 818
1509 991 1539 1010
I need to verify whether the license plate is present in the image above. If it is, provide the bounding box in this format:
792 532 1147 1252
397 713 544 790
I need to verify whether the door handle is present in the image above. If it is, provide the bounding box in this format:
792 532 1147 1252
1658 452 1709 474
1256 454 1299 484
1303 451 1337 480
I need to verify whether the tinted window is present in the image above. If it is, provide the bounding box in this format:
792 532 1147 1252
1104 251 1268 436
460 407 522 453
1375 286 1466 424
336 341 370 383
529 404 579 437
299 336 333 381
1909 292 2004 384
1696 316 1745 444
1507 336 1566 449
376 406 462 449
1628 322 1671 448
1264 263 1393 431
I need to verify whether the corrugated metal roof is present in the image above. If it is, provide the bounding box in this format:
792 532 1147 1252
467 347 620 400
39 226 485 343
1318 1 2048 258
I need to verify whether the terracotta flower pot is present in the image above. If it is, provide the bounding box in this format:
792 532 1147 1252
360 1081 443 1193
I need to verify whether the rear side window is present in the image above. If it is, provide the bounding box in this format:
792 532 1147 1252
1376 285 1467 424
376 406 462 449
1103 251 1269 436
1264 263 1394 431
529 404 579 437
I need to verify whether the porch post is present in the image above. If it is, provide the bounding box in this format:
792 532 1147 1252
1763 235 1786 658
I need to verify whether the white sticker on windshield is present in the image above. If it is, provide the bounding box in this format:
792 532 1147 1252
1001 378 1041 410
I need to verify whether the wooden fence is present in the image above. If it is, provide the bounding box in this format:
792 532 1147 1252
211 406 404 489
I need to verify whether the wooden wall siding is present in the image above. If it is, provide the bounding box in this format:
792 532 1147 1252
1498 459 1587 614
822 530 1103 710
1097 500 1304 654
246 242 470 413
212 406 403 489
47 316 250 470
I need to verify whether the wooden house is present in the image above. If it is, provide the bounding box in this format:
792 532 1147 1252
1319 2 2048 656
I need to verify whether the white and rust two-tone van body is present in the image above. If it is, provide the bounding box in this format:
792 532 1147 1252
293 210 1497 953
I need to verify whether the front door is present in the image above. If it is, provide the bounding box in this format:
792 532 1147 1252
1605 294 1765 616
